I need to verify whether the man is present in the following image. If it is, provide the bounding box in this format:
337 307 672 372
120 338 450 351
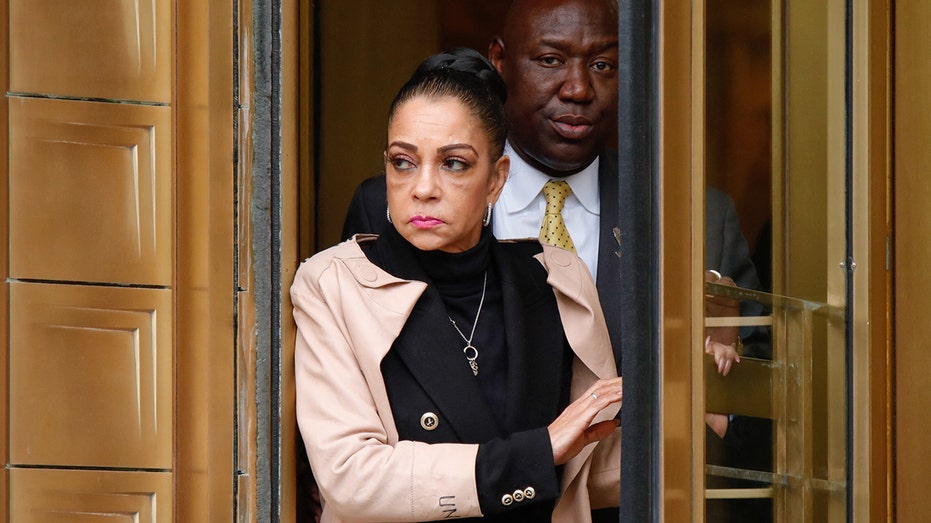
485 0 625 360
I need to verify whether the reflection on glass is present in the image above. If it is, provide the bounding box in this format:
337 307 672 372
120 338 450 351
704 0 849 521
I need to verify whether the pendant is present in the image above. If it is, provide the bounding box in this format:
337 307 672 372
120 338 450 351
463 344 479 377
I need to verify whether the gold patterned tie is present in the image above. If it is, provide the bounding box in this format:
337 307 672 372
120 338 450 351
539 180 576 252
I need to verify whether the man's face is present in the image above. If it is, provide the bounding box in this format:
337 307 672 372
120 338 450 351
490 0 619 177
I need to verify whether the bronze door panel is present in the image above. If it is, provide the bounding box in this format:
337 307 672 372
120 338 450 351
9 282 172 469
9 0 172 102
9 97 172 286
10 468 171 522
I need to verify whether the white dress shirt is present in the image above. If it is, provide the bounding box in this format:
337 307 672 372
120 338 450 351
493 142 601 280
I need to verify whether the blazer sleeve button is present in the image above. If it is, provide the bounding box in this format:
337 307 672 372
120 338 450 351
512 489 525 502
501 494 514 506
524 486 536 499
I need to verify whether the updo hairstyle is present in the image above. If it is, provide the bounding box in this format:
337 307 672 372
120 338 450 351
387 47 509 159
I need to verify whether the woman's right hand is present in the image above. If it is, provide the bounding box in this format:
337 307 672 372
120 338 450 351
547 378 623 465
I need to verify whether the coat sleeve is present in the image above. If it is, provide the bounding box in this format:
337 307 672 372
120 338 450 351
291 258 483 521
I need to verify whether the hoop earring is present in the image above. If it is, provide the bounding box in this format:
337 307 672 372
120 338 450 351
386 206 392 224
482 203 493 227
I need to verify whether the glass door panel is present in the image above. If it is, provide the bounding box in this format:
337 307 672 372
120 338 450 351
702 1 849 521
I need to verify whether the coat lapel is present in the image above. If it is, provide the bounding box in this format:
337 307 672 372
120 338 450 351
538 245 617 381
536 244 620 494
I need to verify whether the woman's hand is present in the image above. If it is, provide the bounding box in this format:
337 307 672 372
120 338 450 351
548 378 623 466
705 335 740 376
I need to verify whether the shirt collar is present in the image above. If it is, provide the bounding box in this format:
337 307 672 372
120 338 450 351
501 141 601 214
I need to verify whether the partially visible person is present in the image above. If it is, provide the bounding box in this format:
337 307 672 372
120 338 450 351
703 269 743 438
294 48 622 522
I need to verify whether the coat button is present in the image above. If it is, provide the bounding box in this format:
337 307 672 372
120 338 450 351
512 489 525 502
420 412 439 431
501 493 513 506
524 486 536 499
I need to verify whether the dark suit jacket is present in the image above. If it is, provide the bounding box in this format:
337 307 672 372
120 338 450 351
705 187 762 301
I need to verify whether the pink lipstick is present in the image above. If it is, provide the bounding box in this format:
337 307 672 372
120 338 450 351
410 215 444 229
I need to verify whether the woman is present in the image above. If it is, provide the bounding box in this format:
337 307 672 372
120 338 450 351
292 48 622 522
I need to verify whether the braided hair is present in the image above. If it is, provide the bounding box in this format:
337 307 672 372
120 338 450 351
387 48 508 159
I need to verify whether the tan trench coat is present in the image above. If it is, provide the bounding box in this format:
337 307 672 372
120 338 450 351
292 237 621 522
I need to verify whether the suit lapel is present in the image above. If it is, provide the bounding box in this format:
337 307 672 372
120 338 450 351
596 152 624 369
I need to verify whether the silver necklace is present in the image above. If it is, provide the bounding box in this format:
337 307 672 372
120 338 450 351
448 271 487 377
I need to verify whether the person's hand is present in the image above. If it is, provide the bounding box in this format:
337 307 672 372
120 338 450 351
548 378 623 466
705 413 729 439
705 335 740 376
